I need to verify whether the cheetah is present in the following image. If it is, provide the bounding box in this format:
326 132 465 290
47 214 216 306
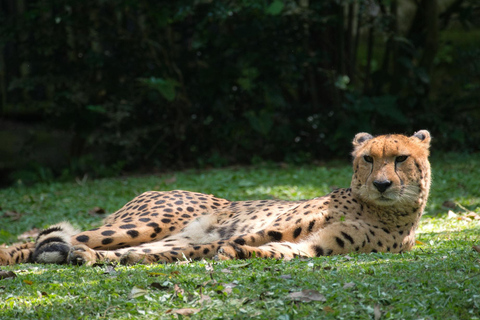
0 130 431 266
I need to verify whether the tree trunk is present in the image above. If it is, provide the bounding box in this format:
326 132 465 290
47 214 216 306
420 0 439 74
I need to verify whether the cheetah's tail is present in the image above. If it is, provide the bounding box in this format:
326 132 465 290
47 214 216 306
32 222 80 264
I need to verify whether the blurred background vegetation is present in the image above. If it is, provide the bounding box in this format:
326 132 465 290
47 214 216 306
0 0 479 186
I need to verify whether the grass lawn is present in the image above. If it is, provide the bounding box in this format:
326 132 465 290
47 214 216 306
1 153 480 319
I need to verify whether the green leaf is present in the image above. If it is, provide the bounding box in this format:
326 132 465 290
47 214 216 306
266 0 284 15
138 77 179 102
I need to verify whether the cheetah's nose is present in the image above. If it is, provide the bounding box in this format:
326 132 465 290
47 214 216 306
373 180 392 193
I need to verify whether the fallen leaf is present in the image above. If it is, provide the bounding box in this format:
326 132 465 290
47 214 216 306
473 245 480 254
17 228 40 240
374 304 382 320
447 210 458 219
323 306 335 313
204 262 214 272
442 201 456 209
288 289 326 302
199 294 212 304
415 240 426 245
23 280 33 285
128 286 148 299
102 264 117 275
220 268 232 274
0 270 17 280
343 282 355 289
466 212 480 220
148 272 167 277
2 211 24 221
168 308 200 316
89 207 106 216
164 176 177 184
150 282 170 290
221 283 237 295
174 284 184 296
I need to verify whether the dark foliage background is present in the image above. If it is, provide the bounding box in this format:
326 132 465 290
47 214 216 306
0 0 479 183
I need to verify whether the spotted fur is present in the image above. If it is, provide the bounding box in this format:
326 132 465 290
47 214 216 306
0 130 431 266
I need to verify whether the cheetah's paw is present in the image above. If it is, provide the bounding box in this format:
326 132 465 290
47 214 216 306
216 244 244 260
119 251 157 265
67 244 96 266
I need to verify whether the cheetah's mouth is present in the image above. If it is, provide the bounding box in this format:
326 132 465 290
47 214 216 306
373 193 398 204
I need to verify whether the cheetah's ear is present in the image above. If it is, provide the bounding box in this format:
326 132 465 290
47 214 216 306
412 130 431 148
352 132 373 149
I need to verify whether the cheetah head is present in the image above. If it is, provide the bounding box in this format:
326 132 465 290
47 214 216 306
350 130 431 208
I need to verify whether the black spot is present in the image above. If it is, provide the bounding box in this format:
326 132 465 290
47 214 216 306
101 230 116 236
234 238 246 245
115 252 122 257
142 248 152 253
161 219 171 223
181 214 191 218
102 238 114 245
203 248 210 254
393 242 398 249
119 224 137 230
341 231 354 244
335 237 345 248
382 227 390 234
308 221 315 231
377 241 383 247
313 245 324 256
169 226 176 231
371 249 378 253
268 231 283 241
76 235 90 243
139 218 151 222
138 204 148 211
293 227 302 239
127 230 140 238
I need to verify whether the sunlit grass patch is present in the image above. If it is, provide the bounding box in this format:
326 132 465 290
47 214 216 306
1 154 480 319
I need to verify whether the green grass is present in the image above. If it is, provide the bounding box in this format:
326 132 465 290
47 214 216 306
1 154 480 319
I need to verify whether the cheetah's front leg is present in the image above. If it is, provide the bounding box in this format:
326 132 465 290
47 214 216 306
67 244 129 266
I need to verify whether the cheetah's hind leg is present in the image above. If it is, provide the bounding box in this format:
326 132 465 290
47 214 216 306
32 222 80 264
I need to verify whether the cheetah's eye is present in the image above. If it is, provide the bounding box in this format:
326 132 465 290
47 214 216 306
363 155 373 163
395 155 409 163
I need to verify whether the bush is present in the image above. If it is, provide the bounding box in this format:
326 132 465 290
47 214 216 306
1 0 479 179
